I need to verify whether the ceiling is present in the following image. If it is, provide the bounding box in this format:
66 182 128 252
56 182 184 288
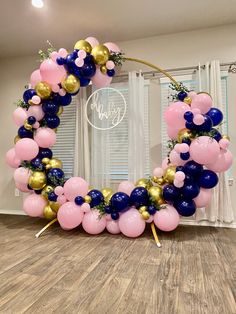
1 0 236 58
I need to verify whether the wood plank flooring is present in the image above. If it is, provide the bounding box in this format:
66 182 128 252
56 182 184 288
0 214 236 314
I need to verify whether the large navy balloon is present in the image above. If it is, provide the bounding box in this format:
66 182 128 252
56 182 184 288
206 108 223 126
31 157 44 171
54 93 72 106
23 89 36 104
88 189 104 208
130 187 149 207
195 115 213 132
163 185 180 202
182 182 200 199
174 199 196 216
79 58 96 79
37 148 53 159
44 114 60 129
42 100 59 115
47 168 65 185
198 170 218 189
110 192 129 212
184 161 203 178
18 126 33 138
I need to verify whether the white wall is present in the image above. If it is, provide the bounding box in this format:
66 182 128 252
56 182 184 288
0 24 236 219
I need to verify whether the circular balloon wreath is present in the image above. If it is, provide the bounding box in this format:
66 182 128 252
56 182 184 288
6 37 233 242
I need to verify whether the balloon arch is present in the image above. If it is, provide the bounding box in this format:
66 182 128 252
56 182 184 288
6 37 233 246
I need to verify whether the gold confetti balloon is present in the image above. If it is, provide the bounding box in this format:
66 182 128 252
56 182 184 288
41 185 54 199
148 186 164 206
43 205 57 220
49 201 60 213
177 128 193 143
28 171 47 190
91 44 110 65
163 166 176 184
61 75 80 94
35 82 52 99
74 40 92 53
135 178 153 190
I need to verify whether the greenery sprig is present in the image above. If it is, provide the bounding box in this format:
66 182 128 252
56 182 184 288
15 99 29 109
38 40 56 62
109 52 125 66
96 202 106 218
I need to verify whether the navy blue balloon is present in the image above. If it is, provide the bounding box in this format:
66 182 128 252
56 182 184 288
111 212 119 220
182 182 200 199
23 89 36 104
27 184 33 191
56 57 66 65
27 116 36 125
37 148 53 159
107 69 115 77
48 192 58 202
211 128 222 142
182 138 192 145
80 77 90 87
163 185 180 202
184 174 194 183
206 108 223 126
177 91 188 101
31 157 44 171
176 166 185 172
44 114 60 129
42 100 59 115
130 187 149 208
180 152 190 160
195 115 213 132
66 53 76 66
74 196 84 205
104 206 112 214
34 189 43 194
184 111 193 122
185 121 196 130
88 189 104 207
184 160 203 178
110 192 130 212
47 168 65 185
174 199 196 216
79 59 96 79
198 170 218 189
55 93 72 106
18 126 33 138
147 205 157 215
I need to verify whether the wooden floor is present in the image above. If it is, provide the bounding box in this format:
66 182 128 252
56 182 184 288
0 215 236 314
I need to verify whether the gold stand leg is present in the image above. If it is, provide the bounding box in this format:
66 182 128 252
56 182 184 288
151 222 161 248
35 218 58 238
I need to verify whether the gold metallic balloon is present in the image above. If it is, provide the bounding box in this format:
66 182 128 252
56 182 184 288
49 201 60 213
61 75 80 94
91 44 110 65
14 135 20 144
139 206 147 214
177 128 193 143
183 96 192 105
141 211 150 220
35 82 52 99
100 65 107 74
152 176 165 186
222 134 230 141
84 195 92 203
135 178 153 190
57 106 64 116
42 158 50 164
74 40 92 53
101 188 113 205
24 122 32 131
41 185 54 199
148 186 165 206
43 205 57 220
163 166 176 184
28 171 47 190
49 158 63 169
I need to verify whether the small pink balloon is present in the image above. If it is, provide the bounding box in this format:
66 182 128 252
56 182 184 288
40 59 67 85
58 48 68 58
33 121 40 129
191 108 201 114
58 202 84 230
118 181 135 196
59 88 66 96
173 179 184 188
30 69 42 88
106 220 120 234
105 214 112 221
219 138 230 150
27 105 44 121
104 42 121 53
5 148 21 168
193 188 212 207
23 194 47 217
15 138 39 161
179 143 189 153
78 50 86 59
191 93 212 114
153 167 164 177
175 171 185 181
106 60 115 70
50 51 59 62
188 91 197 99
63 177 89 201
154 205 180 232
169 149 188 166
206 149 233 172
31 95 41 105
164 102 190 128
15 181 31 193
91 66 112 88
193 114 204 125
85 37 99 48
14 167 31 185
52 84 60 93
54 186 64 196
174 143 182 153
34 128 56 148
146 216 154 223
81 202 91 213
167 126 179 140
118 208 145 238
162 157 169 170
57 195 67 205
12 107 27 126
190 136 220 165
82 210 106 235
75 58 84 67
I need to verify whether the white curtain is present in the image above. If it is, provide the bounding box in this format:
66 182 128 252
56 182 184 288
196 60 234 223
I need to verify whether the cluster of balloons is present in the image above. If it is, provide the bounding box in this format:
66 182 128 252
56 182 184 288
6 37 233 238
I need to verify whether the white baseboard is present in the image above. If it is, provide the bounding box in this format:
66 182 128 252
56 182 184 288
0 209 26 216
180 219 236 229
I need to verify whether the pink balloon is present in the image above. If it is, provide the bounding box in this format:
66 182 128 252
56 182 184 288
34 127 56 148
118 208 146 238
30 69 42 88
118 181 135 196
91 66 112 88
15 181 31 193
188 91 197 99
106 220 120 234
175 171 185 181
104 42 121 53
206 149 233 172
190 136 220 165
146 216 154 223
219 138 230 150
179 143 189 153
58 48 68 58
40 59 67 85
85 36 99 48
162 157 169 170
174 143 182 153
58 202 84 230
57 195 67 205
23 194 47 217
27 105 44 121
167 126 180 140
154 205 180 231
12 107 27 126
14 167 31 185
106 60 115 70
193 188 212 207
191 93 212 114
15 138 39 161
5 148 21 168
50 51 59 62
81 202 91 213
153 167 164 177
63 177 89 201
173 179 184 188
164 102 190 128
193 113 204 125
54 186 64 196
82 210 106 235
169 149 188 166
31 95 41 105
105 214 112 221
